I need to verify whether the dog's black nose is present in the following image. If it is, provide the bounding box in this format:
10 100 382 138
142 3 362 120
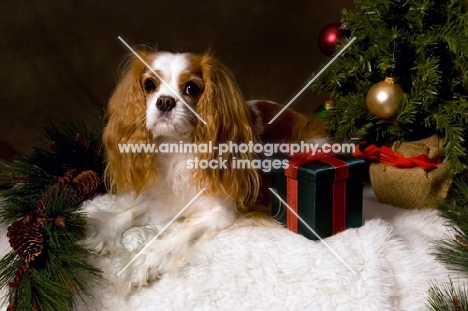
156 96 176 111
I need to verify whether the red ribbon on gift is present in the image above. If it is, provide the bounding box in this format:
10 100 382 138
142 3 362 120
284 151 349 235
352 142 441 170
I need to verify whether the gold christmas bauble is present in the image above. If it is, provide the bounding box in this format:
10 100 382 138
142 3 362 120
366 77 403 119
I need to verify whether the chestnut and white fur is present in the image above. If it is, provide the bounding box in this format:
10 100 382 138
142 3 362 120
86 50 325 294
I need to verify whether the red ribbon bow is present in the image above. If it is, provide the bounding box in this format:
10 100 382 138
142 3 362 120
352 142 441 170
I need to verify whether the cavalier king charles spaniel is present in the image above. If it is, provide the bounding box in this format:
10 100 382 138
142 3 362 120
86 49 325 294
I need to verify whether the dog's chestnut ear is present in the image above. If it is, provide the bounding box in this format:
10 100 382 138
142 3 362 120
103 51 157 195
191 53 260 212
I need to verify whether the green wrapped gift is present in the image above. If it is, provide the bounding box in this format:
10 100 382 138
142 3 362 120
271 153 367 240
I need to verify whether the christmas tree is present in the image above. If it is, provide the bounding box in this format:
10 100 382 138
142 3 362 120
311 0 468 308
311 0 468 175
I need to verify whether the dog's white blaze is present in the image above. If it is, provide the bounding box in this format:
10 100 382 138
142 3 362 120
150 53 191 97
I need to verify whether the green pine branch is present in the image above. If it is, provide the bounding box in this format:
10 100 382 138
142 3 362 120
428 176 468 310
434 176 468 271
427 279 468 311
0 122 104 311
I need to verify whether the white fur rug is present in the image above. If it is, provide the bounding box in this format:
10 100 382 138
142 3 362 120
0 186 465 310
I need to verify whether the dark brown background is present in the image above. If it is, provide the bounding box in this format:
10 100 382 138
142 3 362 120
0 0 353 160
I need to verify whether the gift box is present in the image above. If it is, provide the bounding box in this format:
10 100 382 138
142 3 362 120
271 153 367 240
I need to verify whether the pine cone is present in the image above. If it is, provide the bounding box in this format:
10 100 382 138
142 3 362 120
54 216 66 228
75 133 89 148
7 216 43 263
72 170 101 200
58 168 78 189
451 296 462 311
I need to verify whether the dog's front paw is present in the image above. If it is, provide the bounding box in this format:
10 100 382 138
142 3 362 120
113 254 163 295
121 226 159 252
115 241 189 294
85 226 123 255
85 214 127 254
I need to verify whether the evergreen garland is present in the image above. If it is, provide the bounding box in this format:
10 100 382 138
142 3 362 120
426 176 468 310
311 0 468 175
0 123 104 311
435 176 468 272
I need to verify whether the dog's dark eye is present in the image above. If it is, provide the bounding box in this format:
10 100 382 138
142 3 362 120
143 78 157 93
184 82 200 96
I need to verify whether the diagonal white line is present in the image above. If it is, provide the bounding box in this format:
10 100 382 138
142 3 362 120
118 36 207 125
117 188 206 276
268 37 357 124
268 188 357 275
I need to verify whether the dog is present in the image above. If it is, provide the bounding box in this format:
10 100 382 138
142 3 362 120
86 50 325 294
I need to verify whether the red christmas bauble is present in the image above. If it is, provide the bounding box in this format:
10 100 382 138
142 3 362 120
318 23 348 56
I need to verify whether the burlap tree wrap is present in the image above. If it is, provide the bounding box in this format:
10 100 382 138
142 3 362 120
370 135 452 209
